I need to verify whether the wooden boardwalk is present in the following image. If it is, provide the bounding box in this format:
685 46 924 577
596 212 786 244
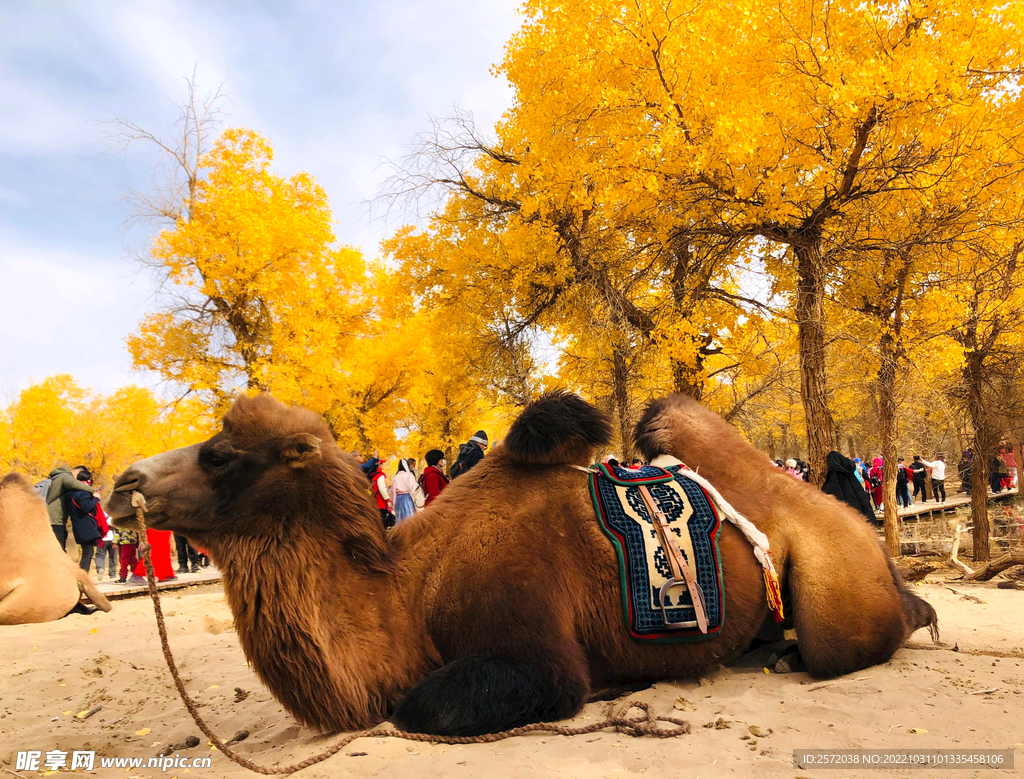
876 487 1019 521
95 566 221 600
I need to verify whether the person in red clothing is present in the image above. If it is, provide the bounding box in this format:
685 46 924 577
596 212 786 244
868 457 885 511
371 457 394 528
418 449 450 506
130 529 177 583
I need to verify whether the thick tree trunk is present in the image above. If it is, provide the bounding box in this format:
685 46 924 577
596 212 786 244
672 358 704 401
793 239 836 485
611 345 634 462
965 353 991 562
1015 440 1023 492
878 329 900 557
878 262 909 557
969 454 990 562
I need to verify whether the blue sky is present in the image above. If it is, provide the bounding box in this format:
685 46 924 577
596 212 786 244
0 0 519 401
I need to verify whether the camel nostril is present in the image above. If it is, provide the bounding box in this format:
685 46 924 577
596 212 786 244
113 471 143 494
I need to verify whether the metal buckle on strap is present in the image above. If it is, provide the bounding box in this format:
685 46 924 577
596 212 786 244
658 580 699 629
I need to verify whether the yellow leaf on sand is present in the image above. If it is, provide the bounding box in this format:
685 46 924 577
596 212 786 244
90 628 98 634
908 728 928 734
207 685 220 690
62 711 71 716
77 710 90 719
135 727 151 736
763 667 770 674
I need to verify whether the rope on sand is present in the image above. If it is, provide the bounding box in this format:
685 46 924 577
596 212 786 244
130 493 690 775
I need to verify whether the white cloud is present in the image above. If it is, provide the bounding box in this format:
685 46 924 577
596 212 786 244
0 233 154 395
0 0 522 397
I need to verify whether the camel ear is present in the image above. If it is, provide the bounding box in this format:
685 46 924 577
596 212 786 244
281 433 322 466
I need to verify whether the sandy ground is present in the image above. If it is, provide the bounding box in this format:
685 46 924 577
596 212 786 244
1 581 1022 778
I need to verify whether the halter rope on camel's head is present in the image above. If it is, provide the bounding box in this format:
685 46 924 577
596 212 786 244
129 492 690 776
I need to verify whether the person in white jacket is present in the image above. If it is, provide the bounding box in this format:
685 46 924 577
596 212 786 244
390 459 419 523
920 456 946 503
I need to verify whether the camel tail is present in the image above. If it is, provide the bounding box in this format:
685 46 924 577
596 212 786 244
504 391 612 466
75 570 113 613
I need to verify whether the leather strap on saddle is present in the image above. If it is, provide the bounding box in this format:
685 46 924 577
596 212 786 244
637 485 709 633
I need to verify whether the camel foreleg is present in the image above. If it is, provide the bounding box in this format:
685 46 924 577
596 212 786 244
391 650 589 736
394 577 591 736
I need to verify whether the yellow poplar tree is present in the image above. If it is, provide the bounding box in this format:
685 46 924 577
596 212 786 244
1 378 214 485
129 128 414 450
495 0 1024 481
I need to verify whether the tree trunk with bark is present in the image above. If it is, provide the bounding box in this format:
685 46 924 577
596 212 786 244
877 261 909 557
793 238 837 485
1014 440 1023 493
672 358 704 401
611 344 634 462
878 329 901 557
965 352 992 562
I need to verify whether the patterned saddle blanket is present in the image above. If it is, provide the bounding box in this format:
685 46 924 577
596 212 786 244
588 462 726 643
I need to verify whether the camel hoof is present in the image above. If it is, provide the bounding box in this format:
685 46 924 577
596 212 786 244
769 643 804 674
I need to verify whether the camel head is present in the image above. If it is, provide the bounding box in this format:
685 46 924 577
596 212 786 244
105 394 387 567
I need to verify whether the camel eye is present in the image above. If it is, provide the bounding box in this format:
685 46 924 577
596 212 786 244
201 447 233 470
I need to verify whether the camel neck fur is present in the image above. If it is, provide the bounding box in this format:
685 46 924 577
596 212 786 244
204 495 438 733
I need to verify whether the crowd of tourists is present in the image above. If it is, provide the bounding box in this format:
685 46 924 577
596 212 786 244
39 429 1020 574
39 465 209 584
352 430 491 528
37 429 501 576
814 446 1018 521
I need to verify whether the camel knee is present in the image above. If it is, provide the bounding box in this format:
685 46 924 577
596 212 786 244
898 591 939 643
793 594 906 679
885 556 939 643
392 654 588 736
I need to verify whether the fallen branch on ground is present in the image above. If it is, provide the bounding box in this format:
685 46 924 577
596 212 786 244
807 675 873 691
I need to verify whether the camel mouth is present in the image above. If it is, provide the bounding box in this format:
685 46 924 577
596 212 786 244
104 490 142 523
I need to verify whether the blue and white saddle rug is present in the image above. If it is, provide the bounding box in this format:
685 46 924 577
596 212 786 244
588 460 725 643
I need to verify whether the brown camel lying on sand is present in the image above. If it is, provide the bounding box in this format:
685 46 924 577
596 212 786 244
105 392 935 736
0 473 112 625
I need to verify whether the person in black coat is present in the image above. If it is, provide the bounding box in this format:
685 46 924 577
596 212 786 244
450 431 487 479
66 468 103 571
821 450 875 522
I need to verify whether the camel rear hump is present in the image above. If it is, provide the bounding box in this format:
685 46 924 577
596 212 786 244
631 393 939 677
503 391 612 466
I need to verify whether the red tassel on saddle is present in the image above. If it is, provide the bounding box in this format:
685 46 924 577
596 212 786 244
761 553 785 623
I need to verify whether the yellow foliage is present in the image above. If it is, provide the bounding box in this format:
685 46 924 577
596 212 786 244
1 377 214 486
